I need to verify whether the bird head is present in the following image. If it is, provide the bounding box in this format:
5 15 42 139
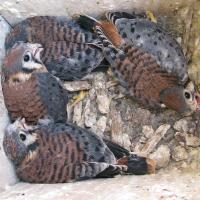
3 118 39 166
2 42 46 84
160 80 200 116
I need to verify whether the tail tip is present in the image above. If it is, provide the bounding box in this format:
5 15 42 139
118 154 156 175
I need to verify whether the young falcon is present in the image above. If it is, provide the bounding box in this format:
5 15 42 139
5 16 104 81
77 11 200 116
3 118 155 183
2 42 68 124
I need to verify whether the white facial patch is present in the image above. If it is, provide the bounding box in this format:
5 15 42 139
22 44 44 71
20 131 38 146
22 61 44 70
185 81 195 92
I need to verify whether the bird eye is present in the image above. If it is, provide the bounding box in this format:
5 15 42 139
184 91 191 99
19 132 26 141
23 52 31 62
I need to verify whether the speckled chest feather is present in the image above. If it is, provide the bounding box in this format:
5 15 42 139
16 123 116 183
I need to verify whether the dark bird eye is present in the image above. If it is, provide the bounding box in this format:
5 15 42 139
24 54 30 62
19 133 26 141
184 92 191 99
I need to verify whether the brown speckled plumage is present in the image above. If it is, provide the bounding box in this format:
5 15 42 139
77 12 200 116
2 42 68 124
2 74 47 123
5 16 104 81
6 16 89 48
3 119 155 183
110 44 178 109
17 129 85 183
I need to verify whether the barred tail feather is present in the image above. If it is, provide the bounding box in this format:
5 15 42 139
106 11 136 24
106 11 147 25
95 26 119 64
95 26 116 50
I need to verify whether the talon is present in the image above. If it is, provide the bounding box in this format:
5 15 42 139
107 68 114 76
70 90 88 107
106 80 118 88
146 10 157 23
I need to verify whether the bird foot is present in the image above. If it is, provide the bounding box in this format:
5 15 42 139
146 10 157 23
70 90 88 107
106 80 119 88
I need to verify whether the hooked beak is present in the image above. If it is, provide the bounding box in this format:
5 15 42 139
195 92 200 111
33 46 44 65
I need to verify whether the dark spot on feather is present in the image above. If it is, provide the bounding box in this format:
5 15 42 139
48 148 53 156
136 35 140 39
81 135 85 139
81 67 87 72
85 48 92 55
83 153 87 160
85 33 88 41
121 70 125 75
89 155 94 160
65 146 68 154
95 146 100 152
71 126 75 131
85 59 90 64
71 151 75 162
78 54 82 60
156 28 162 33
98 140 103 147
70 48 74 56
99 156 105 162
122 32 127 38
53 163 57 171
59 66 64 72
78 130 83 135
105 50 110 56
84 141 89 146
119 53 126 61
131 27 135 33
76 141 81 151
